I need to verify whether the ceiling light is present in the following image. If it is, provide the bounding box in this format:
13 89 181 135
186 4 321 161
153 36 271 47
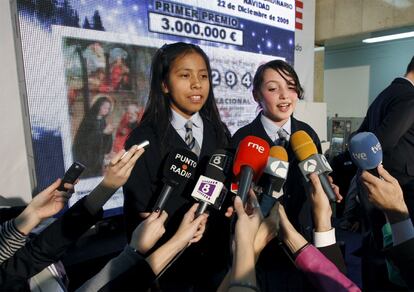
363 31 414 43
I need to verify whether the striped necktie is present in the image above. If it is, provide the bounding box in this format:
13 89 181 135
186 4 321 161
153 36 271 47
185 120 201 156
276 128 288 148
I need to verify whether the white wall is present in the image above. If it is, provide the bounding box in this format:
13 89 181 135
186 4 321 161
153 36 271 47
295 101 327 142
0 0 33 204
324 65 370 118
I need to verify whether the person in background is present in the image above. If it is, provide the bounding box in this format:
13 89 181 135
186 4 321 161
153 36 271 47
361 165 414 289
357 56 414 290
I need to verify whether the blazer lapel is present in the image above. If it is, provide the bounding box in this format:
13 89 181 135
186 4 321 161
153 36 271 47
252 114 274 146
200 118 216 158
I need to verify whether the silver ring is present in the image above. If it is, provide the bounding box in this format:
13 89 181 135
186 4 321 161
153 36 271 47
252 201 260 209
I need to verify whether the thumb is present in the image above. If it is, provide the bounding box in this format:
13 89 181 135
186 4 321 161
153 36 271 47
47 179 62 193
377 164 395 183
147 210 162 222
309 173 323 193
234 196 246 217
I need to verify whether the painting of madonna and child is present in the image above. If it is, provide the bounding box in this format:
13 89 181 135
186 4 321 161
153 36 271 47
64 37 157 178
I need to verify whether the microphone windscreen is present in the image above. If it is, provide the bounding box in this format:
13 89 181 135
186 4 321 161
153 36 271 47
162 148 198 185
269 146 288 161
290 130 318 161
205 149 234 182
233 136 270 180
349 132 383 170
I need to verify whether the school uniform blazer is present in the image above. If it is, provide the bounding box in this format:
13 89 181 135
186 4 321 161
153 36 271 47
123 117 226 234
123 117 231 290
231 114 322 239
359 77 414 187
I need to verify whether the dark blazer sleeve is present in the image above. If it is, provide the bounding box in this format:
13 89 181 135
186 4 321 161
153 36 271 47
386 237 414 289
0 197 103 287
0 183 122 288
318 243 347 274
99 258 156 291
122 126 163 238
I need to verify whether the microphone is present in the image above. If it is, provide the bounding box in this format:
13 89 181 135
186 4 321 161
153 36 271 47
191 149 233 217
290 130 336 202
153 148 198 212
233 136 270 203
257 146 289 216
349 132 382 176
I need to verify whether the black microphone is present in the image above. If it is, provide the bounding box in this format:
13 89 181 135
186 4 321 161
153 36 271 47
191 149 233 217
290 131 336 202
153 149 198 212
257 146 289 216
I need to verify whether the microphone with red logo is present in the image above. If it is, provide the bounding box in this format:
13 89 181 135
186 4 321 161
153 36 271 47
233 136 270 204
191 149 233 217
257 146 289 216
290 131 336 202
153 148 198 212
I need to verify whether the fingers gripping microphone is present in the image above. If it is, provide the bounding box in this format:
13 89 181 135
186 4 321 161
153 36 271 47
233 136 270 204
257 146 289 216
191 150 233 217
349 132 382 176
153 149 198 212
290 131 336 202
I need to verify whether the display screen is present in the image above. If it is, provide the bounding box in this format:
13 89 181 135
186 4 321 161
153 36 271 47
15 0 295 215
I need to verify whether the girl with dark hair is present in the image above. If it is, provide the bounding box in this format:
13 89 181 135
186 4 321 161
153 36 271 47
230 59 323 291
72 96 113 178
123 42 230 290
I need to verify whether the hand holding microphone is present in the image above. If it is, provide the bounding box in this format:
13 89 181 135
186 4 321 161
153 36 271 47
352 132 409 223
130 210 168 254
360 165 409 224
290 131 338 202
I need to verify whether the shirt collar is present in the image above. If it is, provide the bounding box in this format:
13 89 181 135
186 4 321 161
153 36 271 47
170 108 202 130
260 113 291 136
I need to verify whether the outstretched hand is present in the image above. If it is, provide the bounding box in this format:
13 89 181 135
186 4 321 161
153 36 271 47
361 165 409 223
253 200 279 259
14 179 75 235
130 210 168 254
309 173 333 232
171 203 209 248
102 145 145 189
234 191 263 248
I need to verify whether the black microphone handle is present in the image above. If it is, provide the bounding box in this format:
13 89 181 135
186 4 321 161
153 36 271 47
153 184 174 212
318 173 337 202
238 166 254 204
195 201 209 218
